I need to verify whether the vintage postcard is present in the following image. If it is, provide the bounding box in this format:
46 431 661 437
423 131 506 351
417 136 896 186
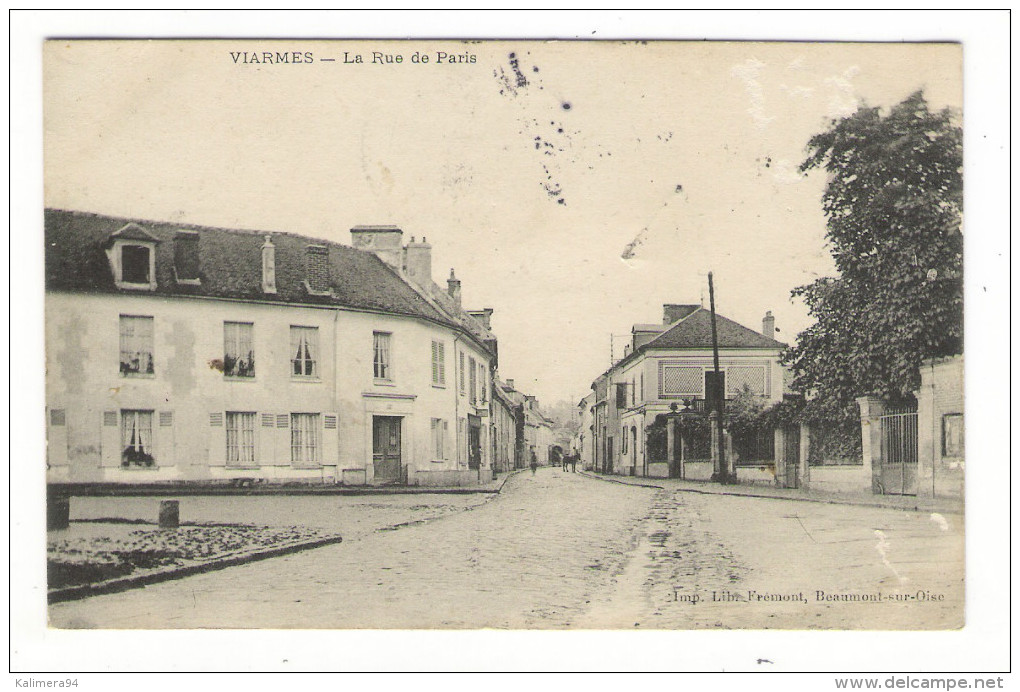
18 24 1008 673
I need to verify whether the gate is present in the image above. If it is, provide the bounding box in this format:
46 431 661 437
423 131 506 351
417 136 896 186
878 405 918 495
783 425 800 488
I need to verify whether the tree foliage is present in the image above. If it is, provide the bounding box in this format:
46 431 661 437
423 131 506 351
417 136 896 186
784 91 963 427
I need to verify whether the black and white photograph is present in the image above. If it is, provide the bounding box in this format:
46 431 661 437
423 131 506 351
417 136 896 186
10 10 1010 678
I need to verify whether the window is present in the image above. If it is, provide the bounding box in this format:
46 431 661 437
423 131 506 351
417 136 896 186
469 357 477 404
942 413 964 457
291 413 320 466
726 366 766 396
479 362 488 403
431 340 446 386
459 352 466 394
616 383 627 409
660 364 703 398
121 409 154 468
119 315 154 375
373 332 391 380
224 322 255 378
290 326 318 378
621 427 628 454
631 378 635 406
226 412 256 467
431 418 448 460
705 371 726 409
121 245 152 284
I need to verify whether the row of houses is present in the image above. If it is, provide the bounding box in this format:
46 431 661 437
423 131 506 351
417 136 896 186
44 209 553 487
576 302 964 500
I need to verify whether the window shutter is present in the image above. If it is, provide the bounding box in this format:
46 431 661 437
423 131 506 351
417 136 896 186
323 412 339 466
156 410 175 467
100 410 120 467
208 410 226 467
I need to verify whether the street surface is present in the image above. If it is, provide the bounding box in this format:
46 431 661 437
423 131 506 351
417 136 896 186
49 469 963 629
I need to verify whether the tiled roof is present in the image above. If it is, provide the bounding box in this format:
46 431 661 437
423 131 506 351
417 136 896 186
44 208 473 337
644 307 785 350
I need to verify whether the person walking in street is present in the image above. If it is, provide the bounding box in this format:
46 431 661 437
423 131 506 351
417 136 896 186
530 450 538 475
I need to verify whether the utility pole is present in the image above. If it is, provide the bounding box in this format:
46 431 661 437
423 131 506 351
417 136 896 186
708 271 729 483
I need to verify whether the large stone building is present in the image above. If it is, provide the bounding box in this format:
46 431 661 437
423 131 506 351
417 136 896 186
44 209 500 487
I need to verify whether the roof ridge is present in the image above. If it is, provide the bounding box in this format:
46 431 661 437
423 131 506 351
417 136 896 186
46 207 358 253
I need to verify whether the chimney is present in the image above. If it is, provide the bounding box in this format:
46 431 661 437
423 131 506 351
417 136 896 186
447 268 462 310
174 230 200 283
404 235 432 285
467 308 493 330
663 303 702 325
305 244 330 294
762 310 775 339
505 378 515 390
350 225 403 269
261 235 276 294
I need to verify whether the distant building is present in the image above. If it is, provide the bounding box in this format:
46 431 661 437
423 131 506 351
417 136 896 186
499 380 554 467
44 209 499 487
490 378 521 475
590 304 786 479
575 391 596 470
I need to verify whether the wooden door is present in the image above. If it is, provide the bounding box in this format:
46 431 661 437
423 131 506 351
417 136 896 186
468 415 481 470
373 416 402 482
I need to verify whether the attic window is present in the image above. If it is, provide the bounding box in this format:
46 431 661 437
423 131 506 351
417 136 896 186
122 245 151 284
106 225 159 291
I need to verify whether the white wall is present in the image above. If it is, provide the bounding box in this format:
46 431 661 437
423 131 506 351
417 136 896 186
45 291 492 484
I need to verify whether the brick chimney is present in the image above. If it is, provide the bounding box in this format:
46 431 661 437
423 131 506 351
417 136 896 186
173 230 200 283
663 304 699 325
350 225 403 269
762 310 775 339
467 308 493 330
404 235 432 285
505 378 515 390
447 268 462 310
260 235 276 294
305 244 330 294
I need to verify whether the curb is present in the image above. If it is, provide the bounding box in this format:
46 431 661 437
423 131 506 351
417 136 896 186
48 534 343 604
578 471 663 490
49 483 508 498
578 472 963 514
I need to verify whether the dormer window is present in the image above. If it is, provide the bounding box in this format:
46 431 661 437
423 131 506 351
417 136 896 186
122 245 151 284
105 223 160 291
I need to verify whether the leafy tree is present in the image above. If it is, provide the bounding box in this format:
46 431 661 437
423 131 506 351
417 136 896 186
785 91 963 434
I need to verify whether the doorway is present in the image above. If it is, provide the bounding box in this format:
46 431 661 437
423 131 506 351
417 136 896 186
468 415 481 470
372 416 402 483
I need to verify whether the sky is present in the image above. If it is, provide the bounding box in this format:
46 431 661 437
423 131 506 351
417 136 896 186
43 40 962 407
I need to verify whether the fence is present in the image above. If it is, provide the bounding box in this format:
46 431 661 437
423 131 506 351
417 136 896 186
731 428 775 466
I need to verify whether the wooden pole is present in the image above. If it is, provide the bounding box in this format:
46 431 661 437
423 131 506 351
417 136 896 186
708 272 728 482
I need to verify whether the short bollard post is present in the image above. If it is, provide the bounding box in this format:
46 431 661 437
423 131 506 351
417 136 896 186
159 500 180 529
47 495 70 531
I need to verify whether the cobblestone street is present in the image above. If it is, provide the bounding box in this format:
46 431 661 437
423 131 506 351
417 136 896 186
49 469 964 630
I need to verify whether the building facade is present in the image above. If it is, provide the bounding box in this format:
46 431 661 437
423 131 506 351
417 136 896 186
45 209 498 486
590 304 786 479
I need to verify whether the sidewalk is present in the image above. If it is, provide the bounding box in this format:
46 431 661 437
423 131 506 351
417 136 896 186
50 470 521 497
578 471 964 514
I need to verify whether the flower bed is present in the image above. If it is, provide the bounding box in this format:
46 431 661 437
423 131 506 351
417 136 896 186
48 523 338 590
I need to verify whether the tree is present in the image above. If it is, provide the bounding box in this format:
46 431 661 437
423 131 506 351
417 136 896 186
785 91 963 432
